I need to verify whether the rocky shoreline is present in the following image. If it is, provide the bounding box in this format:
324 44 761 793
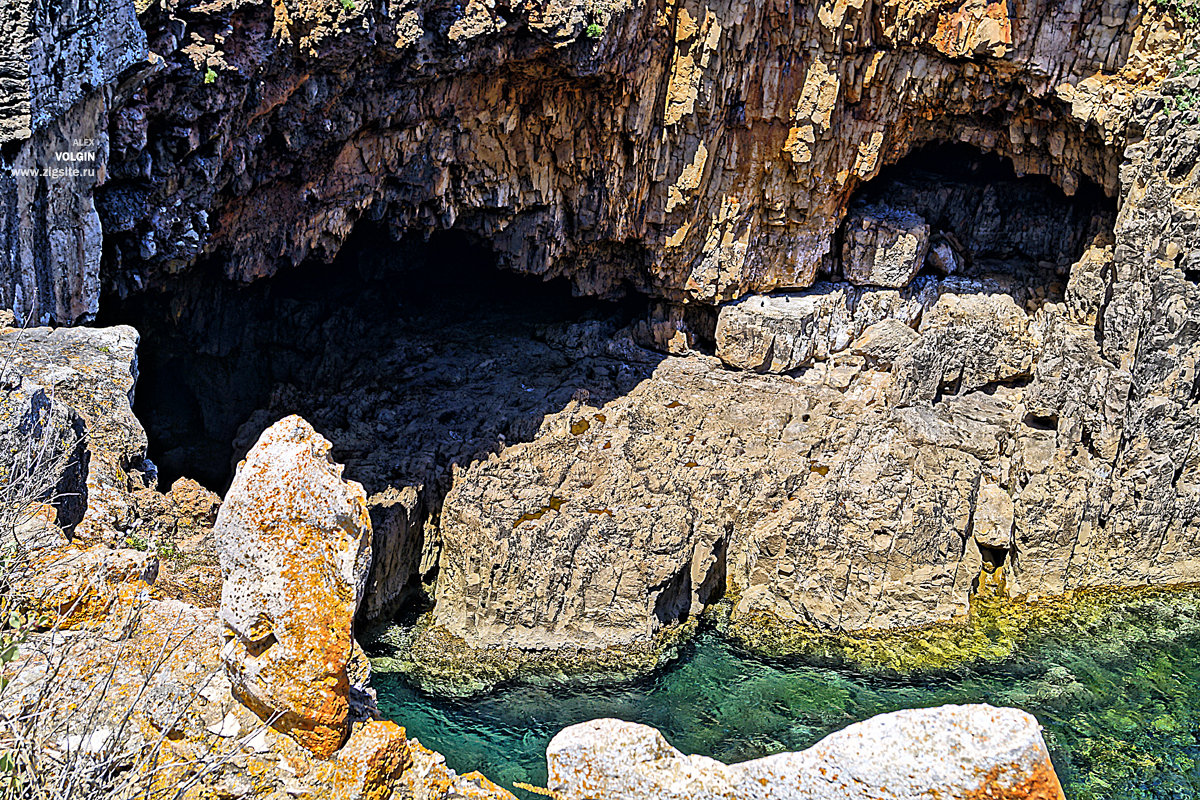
1 0 1198 794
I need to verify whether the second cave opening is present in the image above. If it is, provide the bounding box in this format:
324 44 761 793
838 142 1118 295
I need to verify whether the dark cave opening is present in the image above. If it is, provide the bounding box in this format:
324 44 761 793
99 226 655 496
840 142 1117 295
99 225 664 619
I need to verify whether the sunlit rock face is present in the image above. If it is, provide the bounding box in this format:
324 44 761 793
215 415 372 757
1 0 1184 323
547 706 1066 800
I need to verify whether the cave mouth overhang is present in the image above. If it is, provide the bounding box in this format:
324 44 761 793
96 222 664 621
833 141 1118 294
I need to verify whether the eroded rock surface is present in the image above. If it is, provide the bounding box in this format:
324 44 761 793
0 0 1185 323
842 205 930 289
713 274 1050 374
546 706 1065 800
0 323 150 541
215 415 372 757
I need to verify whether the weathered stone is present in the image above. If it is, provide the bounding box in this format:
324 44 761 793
330 721 412 800
714 276 1049 375
215 415 372 757
0 374 88 536
134 477 223 607
13 544 156 636
0 324 148 541
842 205 930 288
360 486 423 623
926 238 962 275
0 0 147 324
973 484 1015 549
714 282 929 373
890 292 1039 405
397 741 518 800
0 0 145 145
849 318 920 369
547 705 1064 800
1064 243 1114 326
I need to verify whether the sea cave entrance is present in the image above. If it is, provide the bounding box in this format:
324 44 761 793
98 225 659 619
837 142 1118 298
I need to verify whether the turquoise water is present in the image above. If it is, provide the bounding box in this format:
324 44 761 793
373 595 1200 799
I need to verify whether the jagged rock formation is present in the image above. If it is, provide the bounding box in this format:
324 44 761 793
546 706 1065 800
0 322 151 540
215 415 373 757
0 0 1197 725
841 205 930 289
713 274 1049 374
398 43 1199 670
0 0 1185 324
1 336 515 797
0 0 147 323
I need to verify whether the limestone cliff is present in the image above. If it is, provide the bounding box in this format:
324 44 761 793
1 0 1198 691
0 0 1189 322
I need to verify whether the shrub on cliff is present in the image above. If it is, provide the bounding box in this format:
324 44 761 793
1154 0 1200 29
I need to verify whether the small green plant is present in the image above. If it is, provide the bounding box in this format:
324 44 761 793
584 22 604 39
203 67 217 85
1151 0 1200 29
1162 45 1200 121
340 0 355 11
125 533 149 551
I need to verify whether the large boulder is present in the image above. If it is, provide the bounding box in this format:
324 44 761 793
842 205 931 289
0 324 149 541
215 415 372 757
547 705 1065 800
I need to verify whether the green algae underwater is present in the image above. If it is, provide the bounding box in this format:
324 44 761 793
371 586 1200 800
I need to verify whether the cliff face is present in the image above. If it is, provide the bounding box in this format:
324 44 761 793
0 0 1184 322
0 0 146 324
423 72 1200 667
1 0 1198 682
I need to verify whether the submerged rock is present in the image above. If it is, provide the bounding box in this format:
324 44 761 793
215 415 372 757
547 705 1064 800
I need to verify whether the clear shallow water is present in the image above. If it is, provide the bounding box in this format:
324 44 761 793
373 594 1200 800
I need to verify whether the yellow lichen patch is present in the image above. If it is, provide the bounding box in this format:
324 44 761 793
514 496 566 527
729 573 1200 675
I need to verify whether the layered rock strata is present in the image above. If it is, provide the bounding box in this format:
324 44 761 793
546 706 1066 800
0 0 1185 323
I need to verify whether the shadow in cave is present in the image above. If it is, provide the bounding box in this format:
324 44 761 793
838 141 1117 301
98 225 663 615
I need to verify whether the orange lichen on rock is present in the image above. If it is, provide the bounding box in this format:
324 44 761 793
14 544 155 635
215 415 372 758
329 721 412 800
930 0 1013 58
964 758 1067 800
